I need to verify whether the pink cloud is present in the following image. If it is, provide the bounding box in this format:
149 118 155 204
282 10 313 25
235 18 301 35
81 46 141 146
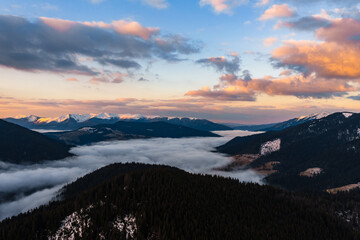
272 39 360 79
40 17 158 40
112 20 159 40
259 4 296 21
279 70 292 76
263 37 278 47
40 17 76 32
66 77 78 82
273 21 294 29
315 18 360 43
186 74 353 101
255 0 270 7
82 21 112 28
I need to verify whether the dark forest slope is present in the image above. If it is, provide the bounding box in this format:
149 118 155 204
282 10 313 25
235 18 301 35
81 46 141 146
217 112 360 191
0 163 357 240
0 120 72 164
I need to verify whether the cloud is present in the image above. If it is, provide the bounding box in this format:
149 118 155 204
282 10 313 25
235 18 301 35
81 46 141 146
0 15 201 82
142 0 169 9
0 131 263 220
284 0 359 6
90 73 128 84
348 94 360 100
255 0 270 7
196 55 240 75
315 18 360 43
138 77 150 81
272 40 360 79
279 70 292 76
275 16 331 31
186 85 257 101
263 37 278 47
186 74 353 100
0 185 63 221
111 20 159 40
259 4 296 21
199 0 249 15
66 77 78 82
97 58 141 69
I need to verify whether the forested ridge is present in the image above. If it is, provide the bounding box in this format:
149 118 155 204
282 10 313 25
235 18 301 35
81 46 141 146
46 121 219 146
217 112 360 191
0 163 358 240
0 119 72 164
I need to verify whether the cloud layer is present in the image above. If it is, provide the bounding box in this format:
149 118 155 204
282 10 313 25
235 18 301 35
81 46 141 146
186 74 352 100
0 131 263 220
273 17 360 79
187 14 360 102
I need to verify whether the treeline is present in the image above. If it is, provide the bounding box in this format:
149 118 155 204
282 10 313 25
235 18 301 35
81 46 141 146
0 163 358 239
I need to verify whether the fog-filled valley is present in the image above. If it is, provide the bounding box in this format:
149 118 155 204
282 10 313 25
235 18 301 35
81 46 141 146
0 130 263 220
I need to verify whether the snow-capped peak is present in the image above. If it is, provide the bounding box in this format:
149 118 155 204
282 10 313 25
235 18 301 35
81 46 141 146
27 115 39 122
69 114 95 123
296 113 331 121
342 112 353 118
14 115 39 122
94 112 119 120
35 115 70 124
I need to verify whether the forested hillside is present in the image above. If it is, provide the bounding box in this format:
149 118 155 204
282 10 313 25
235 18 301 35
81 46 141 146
217 112 360 191
0 163 357 240
0 120 72 164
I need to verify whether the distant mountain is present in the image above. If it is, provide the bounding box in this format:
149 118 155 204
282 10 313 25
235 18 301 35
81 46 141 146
261 113 331 131
45 121 219 145
0 163 357 239
229 113 331 131
0 120 72 164
4 113 231 131
217 112 360 191
230 123 278 131
130 117 232 131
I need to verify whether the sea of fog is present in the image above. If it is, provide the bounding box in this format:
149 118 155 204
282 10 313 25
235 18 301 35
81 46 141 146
0 130 263 220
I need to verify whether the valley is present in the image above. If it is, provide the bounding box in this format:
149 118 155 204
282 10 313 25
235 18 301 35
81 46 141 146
2 112 360 238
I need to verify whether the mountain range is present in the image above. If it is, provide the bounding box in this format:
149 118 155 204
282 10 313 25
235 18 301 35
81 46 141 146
45 121 219 146
0 163 357 240
229 113 331 131
217 112 360 191
4 113 231 132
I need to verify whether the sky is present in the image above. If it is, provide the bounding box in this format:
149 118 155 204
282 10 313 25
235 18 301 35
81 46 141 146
1 0 360 123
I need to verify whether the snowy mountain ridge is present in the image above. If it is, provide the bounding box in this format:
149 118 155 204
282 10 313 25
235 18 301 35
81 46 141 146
13 113 198 124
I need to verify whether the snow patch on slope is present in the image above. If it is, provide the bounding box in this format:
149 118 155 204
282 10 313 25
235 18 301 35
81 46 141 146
260 139 281 155
297 112 331 121
49 205 93 240
343 112 353 118
300 168 323 177
113 214 137 239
